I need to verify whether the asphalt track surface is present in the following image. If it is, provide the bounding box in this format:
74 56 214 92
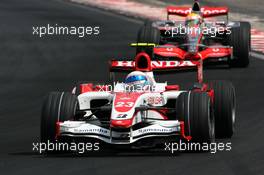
0 0 264 175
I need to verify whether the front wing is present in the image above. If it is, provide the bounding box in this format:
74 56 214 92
58 120 181 144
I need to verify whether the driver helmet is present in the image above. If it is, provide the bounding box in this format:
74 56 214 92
124 71 153 92
185 12 203 27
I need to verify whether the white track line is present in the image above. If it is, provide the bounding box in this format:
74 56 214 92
251 52 264 60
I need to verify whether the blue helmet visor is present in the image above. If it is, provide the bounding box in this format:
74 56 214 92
125 75 147 84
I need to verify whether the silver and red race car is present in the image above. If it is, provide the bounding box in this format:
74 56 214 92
136 0 251 67
40 51 236 150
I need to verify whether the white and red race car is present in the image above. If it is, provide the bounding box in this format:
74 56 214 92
41 52 236 150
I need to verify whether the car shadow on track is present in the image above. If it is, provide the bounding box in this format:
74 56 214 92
9 148 212 158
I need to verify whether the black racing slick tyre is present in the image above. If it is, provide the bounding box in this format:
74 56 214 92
40 92 78 143
229 22 251 67
176 92 215 144
208 81 236 138
136 20 160 56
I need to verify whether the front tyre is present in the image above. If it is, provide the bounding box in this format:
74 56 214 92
176 92 215 144
40 92 78 143
208 81 236 138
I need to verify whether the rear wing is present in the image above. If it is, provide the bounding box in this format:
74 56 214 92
167 6 229 19
110 60 198 72
110 52 199 72
110 52 204 83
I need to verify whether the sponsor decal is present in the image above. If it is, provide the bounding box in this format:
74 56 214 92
138 128 174 134
73 128 108 134
168 7 227 16
147 96 163 105
114 61 196 68
116 114 128 119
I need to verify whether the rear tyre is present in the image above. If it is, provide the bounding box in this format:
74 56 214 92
229 22 251 67
208 81 236 138
40 92 78 143
136 20 160 56
176 92 215 144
